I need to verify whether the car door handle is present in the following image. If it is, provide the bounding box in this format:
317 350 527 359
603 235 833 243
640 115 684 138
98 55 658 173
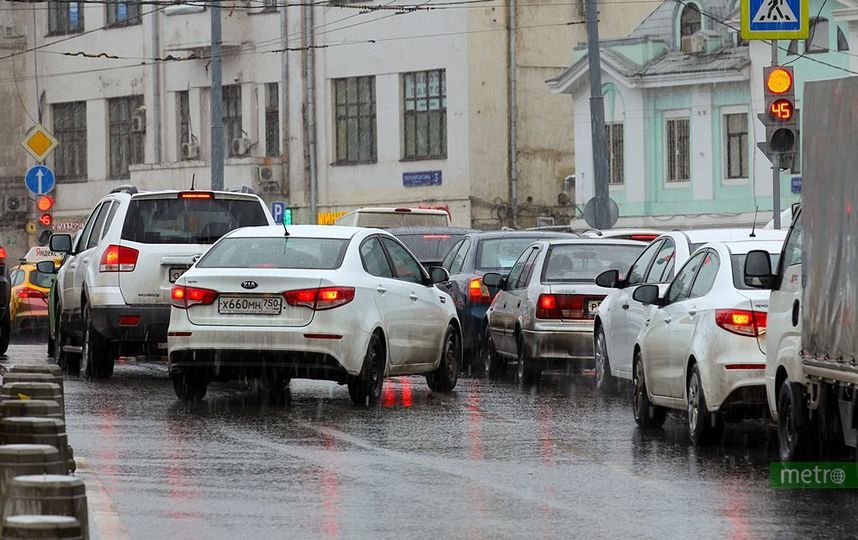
68 264 77 269
621 304 630 310
688 309 697 316
409 293 419 302
376 285 387 295
82 258 90 263
792 300 800 327
664 316 672 324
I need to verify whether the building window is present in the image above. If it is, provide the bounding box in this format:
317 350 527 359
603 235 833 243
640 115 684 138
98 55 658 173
403 69 447 160
665 117 690 183
334 76 376 164
106 0 141 27
680 3 701 37
806 17 829 53
838 26 849 51
724 113 748 179
53 102 87 182
108 96 144 179
223 85 243 157
606 122 624 185
48 1 84 35
265 83 280 157
177 91 191 159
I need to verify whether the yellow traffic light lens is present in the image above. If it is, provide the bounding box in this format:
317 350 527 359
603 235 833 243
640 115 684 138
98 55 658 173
767 68 792 94
36 195 54 212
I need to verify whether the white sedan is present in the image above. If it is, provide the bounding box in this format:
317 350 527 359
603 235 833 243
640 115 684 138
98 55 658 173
167 225 462 405
629 239 784 444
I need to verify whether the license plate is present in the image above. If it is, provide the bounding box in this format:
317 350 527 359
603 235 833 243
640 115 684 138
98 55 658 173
587 300 602 313
217 296 282 315
169 267 187 283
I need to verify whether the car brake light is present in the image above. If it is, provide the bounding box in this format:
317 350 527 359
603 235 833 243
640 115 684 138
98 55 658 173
17 287 46 300
179 191 214 199
99 245 139 272
0 247 6 259
118 315 140 326
468 277 492 304
630 234 659 241
715 309 767 337
283 286 355 311
536 294 603 320
394 208 412 213
170 285 218 309
423 235 450 239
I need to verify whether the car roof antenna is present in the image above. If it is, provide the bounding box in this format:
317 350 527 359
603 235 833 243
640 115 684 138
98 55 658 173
190 173 196 191
282 214 290 237
749 205 758 238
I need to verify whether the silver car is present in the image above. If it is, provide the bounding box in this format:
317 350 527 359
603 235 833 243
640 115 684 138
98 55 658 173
482 239 645 383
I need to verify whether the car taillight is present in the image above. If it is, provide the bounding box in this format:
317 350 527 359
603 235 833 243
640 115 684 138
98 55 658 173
99 245 139 272
715 309 767 337
283 286 355 311
17 287 46 300
536 294 603 320
0 247 6 260
170 285 218 309
179 191 213 199
468 277 492 304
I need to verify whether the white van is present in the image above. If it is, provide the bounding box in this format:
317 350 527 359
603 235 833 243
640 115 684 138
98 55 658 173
334 207 451 228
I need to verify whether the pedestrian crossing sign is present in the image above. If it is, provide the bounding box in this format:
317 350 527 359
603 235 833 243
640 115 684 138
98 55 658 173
742 0 808 39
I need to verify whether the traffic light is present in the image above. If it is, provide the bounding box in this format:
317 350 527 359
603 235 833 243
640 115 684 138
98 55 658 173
36 195 54 232
763 66 799 157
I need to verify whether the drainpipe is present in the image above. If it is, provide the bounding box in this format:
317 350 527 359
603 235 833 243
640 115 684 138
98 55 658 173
280 3 289 197
507 0 519 228
304 4 318 222
152 6 162 163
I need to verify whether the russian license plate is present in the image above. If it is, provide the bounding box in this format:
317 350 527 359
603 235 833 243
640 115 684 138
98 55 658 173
169 267 187 283
218 296 282 315
587 299 602 314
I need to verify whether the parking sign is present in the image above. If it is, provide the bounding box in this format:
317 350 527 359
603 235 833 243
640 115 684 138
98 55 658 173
741 0 808 39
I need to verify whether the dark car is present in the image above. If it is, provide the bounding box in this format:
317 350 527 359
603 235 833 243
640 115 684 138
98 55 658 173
0 243 9 354
387 226 477 268
435 230 577 367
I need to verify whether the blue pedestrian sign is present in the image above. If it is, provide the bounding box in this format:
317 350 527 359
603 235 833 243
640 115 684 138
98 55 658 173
741 0 808 39
24 165 56 195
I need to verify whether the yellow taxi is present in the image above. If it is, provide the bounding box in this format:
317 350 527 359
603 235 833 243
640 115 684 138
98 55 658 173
9 247 61 336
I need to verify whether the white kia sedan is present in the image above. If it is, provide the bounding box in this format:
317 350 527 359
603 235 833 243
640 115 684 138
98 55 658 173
167 225 462 405
630 238 784 444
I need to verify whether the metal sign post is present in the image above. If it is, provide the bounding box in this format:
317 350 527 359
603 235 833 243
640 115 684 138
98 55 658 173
772 40 781 230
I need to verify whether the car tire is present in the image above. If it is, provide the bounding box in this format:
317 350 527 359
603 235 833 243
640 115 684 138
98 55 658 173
172 370 208 402
687 364 723 445
81 303 113 380
427 324 462 392
778 381 815 461
515 334 541 385
55 319 75 374
594 327 617 394
348 333 385 406
0 309 9 356
482 331 505 379
632 352 667 430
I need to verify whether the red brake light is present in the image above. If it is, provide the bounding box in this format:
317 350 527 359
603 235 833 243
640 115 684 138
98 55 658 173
179 191 214 199
170 285 218 309
630 234 658 241
0 247 6 260
715 309 767 337
394 208 412 213
99 245 139 272
468 277 492 304
536 294 603 320
17 287 46 300
283 287 355 311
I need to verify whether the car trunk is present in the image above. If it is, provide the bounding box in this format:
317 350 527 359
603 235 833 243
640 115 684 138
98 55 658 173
118 242 205 305
546 284 608 322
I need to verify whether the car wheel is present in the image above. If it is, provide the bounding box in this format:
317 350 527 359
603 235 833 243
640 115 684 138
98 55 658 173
427 324 462 392
778 381 814 461
687 364 723 445
632 352 666 429
594 327 616 394
172 370 208 402
81 303 113 380
482 332 505 379
55 320 74 374
515 334 541 385
348 333 385 406
0 309 10 355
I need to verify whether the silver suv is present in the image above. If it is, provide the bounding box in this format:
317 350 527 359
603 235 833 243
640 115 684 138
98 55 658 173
48 186 274 378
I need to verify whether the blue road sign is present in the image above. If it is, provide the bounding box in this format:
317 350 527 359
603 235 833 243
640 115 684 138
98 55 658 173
403 170 442 188
271 201 287 224
742 0 808 39
791 176 802 194
24 165 55 195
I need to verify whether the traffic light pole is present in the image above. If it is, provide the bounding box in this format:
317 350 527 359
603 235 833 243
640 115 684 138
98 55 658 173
771 40 781 230
586 0 611 229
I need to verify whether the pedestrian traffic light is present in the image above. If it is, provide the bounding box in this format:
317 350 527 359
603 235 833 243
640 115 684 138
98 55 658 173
763 66 799 156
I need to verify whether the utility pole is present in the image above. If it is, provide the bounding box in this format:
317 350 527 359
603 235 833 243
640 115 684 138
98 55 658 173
210 0 224 191
771 40 781 229
585 0 611 229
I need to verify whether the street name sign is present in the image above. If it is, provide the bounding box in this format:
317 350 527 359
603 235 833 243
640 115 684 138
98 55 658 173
20 124 59 163
741 0 809 39
25 165 56 195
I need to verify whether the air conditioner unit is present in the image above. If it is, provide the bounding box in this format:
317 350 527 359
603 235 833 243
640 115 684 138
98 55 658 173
132 114 146 133
181 142 199 160
536 216 555 228
681 34 706 54
4 195 23 214
256 165 281 193
232 137 251 156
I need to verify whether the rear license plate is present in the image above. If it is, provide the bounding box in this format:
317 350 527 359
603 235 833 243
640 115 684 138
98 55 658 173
217 296 282 315
169 267 187 283
587 299 602 314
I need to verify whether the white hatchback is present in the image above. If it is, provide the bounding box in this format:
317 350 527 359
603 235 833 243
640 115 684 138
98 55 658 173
167 225 462 405
629 239 785 444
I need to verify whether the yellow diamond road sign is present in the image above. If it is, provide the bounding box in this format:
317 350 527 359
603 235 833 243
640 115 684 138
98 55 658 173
21 124 59 163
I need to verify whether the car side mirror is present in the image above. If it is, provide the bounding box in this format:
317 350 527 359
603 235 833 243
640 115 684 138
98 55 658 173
632 284 663 306
427 266 450 285
49 233 73 254
595 269 621 288
35 261 57 274
482 272 503 288
744 250 776 289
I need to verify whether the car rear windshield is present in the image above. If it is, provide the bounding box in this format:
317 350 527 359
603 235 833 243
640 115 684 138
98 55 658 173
29 270 54 289
476 237 546 271
395 233 467 264
731 253 781 290
542 244 644 282
197 237 349 270
122 197 268 244
355 212 449 228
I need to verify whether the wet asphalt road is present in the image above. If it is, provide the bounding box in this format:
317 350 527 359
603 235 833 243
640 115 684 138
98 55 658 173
4 342 858 539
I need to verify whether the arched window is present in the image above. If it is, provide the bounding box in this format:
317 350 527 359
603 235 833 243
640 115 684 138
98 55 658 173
838 26 850 51
806 17 829 53
680 3 702 37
